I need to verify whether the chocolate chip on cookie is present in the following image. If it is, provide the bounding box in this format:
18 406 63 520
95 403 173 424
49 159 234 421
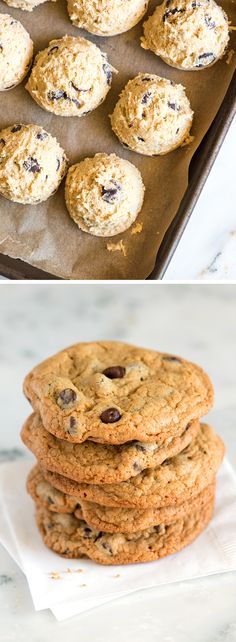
67 416 78 435
162 355 182 363
100 541 113 555
57 388 77 408
102 366 125 379
83 527 92 539
100 408 121 423
133 461 143 471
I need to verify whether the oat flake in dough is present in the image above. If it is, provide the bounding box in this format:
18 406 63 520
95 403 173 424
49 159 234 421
0 124 67 204
0 13 33 91
2 0 56 11
111 74 193 156
67 0 149 36
26 36 115 117
65 153 145 237
141 0 229 70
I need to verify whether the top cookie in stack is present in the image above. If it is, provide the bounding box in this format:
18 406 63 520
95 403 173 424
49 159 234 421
21 341 224 565
23 341 213 444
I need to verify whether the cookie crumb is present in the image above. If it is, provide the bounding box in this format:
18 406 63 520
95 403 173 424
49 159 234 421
50 571 61 580
226 48 235 64
67 568 72 573
131 222 143 235
114 574 121 578
106 240 127 257
76 568 83 573
80 583 87 587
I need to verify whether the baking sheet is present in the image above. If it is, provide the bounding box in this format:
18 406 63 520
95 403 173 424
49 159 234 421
0 0 235 280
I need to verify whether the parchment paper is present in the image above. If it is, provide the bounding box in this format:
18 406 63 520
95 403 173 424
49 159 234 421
0 0 235 280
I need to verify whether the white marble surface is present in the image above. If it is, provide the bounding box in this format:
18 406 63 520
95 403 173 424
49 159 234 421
0 117 235 283
0 283 236 638
164 116 236 281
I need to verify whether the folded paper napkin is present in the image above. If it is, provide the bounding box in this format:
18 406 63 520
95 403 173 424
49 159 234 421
0 458 236 622
0 505 127 620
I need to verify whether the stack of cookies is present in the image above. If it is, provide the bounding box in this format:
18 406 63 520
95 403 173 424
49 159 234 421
21 341 225 565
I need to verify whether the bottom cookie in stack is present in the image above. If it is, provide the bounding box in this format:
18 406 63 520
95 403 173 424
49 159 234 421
28 465 216 565
35 496 214 565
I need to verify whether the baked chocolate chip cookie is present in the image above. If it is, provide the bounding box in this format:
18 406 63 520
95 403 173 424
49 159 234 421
42 424 224 508
27 464 215 533
21 413 200 484
23 341 214 444
35 497 214 564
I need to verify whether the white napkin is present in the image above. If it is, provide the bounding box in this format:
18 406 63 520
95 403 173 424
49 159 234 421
0 458 236 621
0 507 127 620
0 467 128 620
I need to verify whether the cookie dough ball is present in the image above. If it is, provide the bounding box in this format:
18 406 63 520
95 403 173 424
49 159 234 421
65 153 145 236
0 124 67 204
67 0 149 36
2 0 56 11
111 74 193 156
0 14 33 91
26 36 115 117
141 0 229 70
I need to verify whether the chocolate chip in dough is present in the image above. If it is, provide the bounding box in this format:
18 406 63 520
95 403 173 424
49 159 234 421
36 131 48 141
101 181 122 204
141 91 152 105
102 62 112 86
163 7 185 21
48 46 59 54
23 156 41 173
168 101 180 111
48 89 67 101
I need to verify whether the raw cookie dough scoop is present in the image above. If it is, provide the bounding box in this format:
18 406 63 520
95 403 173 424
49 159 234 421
141 0 229 70
67 0 149 36
0 13 33 91
0 124 67 204
65 154 145 236
26 36 115 117
110 73 193 155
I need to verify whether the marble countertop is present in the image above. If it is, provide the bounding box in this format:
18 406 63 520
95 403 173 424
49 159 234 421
164 116 236 281
0 283 236 638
